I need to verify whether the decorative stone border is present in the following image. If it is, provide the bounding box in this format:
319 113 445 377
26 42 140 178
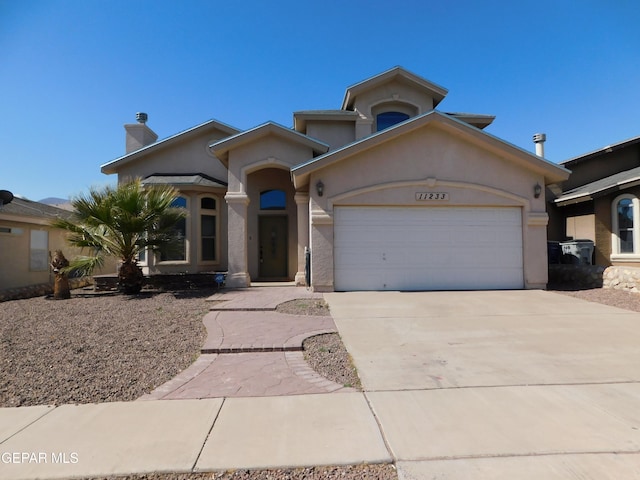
603 266 640 293
0 277 93 302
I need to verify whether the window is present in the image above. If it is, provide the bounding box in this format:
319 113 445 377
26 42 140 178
618 198 634 253
160 196 187 262
376 111 410 131
30 230 48 271
200 196 217 262
611 194 640 258
260 189 286 210
0 226 23 235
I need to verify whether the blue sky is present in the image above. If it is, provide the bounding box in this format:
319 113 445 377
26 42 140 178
1 0 639 201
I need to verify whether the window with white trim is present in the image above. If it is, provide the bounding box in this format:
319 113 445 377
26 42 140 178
200 196 218 262
612 194 639 257
30 229 48 271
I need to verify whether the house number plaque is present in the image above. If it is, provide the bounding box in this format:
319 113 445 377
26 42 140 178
415 192 449 201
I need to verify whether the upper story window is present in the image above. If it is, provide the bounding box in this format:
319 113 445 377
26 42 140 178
200 196 218 262
160 196 188 262
611 194 640 259
260 189 286 210
376 111 410 132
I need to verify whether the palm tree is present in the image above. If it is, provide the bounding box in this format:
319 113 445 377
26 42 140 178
52 179 187 294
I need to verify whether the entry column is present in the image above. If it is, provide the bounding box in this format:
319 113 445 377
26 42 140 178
225 192 251 288
294 192 309 286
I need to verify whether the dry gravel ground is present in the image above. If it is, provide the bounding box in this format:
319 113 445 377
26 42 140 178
0 289 211 407
552 286 640 312
83 464 398 480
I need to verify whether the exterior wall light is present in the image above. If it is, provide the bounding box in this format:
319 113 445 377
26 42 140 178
316 180 324 197
534 183 542 199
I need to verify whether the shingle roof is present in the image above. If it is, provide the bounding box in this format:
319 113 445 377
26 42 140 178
142 173 227 189
0 197 73 220
101 119 240 174
555 165 640 206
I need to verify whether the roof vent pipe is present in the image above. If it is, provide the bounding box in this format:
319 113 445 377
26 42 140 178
136 112 148 124
533 133 546 157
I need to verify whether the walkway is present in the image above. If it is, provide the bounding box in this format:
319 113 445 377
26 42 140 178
139 285 352 400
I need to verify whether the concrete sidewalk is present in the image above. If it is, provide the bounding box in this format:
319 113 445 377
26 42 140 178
0 394 391 480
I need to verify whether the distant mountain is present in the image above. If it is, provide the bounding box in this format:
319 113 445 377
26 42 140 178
39 197 74 211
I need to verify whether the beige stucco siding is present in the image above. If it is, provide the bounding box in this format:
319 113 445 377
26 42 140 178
226 138 316 192
305 124 548 291
351 78 434 119
313 127 544 210
116 130 229 183
0 219 116 290
305 121 355 151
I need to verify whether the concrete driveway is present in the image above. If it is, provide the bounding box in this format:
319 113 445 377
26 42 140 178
325 289 640 478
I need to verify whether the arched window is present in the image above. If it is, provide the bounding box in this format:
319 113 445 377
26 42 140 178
612 194 639 257
200 196 218 262
160 196 188 262
376 111 410 132
260 189 286 210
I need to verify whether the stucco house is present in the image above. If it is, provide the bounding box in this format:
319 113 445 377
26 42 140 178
101 67 569 291
549 134 640 267
0 196 83 292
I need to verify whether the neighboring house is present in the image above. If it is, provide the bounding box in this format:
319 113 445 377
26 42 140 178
549 135 640 266
101 66 569 291
0 195 117 292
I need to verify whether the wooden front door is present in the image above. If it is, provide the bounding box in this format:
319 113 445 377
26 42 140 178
258 215 288 279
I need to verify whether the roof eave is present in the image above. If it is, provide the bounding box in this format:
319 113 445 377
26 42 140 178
210 122 329 165
340 66 448 110
561 134 640 167
292 110 570 188
101 119 241 174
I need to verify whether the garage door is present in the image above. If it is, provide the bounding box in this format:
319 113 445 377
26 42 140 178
334 206 523 291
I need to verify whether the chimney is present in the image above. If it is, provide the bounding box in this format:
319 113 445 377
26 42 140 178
124 112 158 153
533 133 546 157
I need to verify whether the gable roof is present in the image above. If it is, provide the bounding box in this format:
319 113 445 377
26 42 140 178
0 197 73 225
101 118 241 174
554 165 640 206
341 66 448 110
293 110 360 133
292 110 570 188
561 134 640 168
142 173 227 189
444 112 495 130
209 121 330 165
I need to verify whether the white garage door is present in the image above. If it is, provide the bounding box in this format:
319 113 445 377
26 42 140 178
334 206 524 291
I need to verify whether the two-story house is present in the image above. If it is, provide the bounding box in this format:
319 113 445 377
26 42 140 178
101 67 569 291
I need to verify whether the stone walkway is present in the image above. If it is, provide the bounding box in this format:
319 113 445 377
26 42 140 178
139 286 354 400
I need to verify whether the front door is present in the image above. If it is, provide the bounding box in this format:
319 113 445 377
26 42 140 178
258 215 288 279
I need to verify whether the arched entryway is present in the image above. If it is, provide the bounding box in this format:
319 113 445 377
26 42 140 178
246 167 297 281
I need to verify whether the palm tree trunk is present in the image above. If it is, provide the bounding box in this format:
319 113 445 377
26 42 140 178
119 260 144 294
53 273 71 299
51 250 71 300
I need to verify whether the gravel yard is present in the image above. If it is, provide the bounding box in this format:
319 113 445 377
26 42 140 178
0 289 211 407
